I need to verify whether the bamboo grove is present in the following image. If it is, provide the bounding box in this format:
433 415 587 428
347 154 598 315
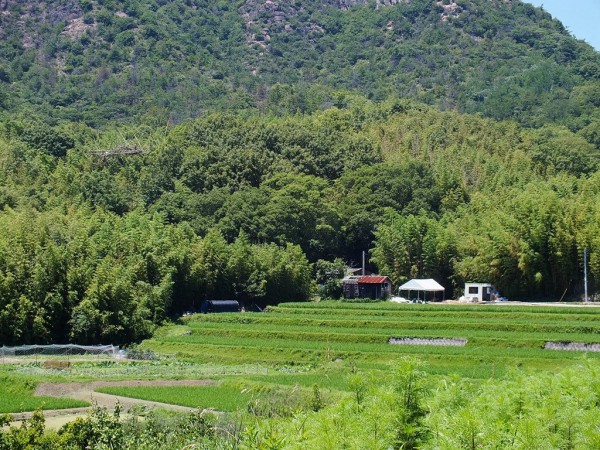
0 99 598 344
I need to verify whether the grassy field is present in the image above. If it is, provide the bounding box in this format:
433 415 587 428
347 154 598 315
143 301 600 379
96 384 254 411
0 378 88 414
97 379 329 415
0 359 272 414
3 301 600 414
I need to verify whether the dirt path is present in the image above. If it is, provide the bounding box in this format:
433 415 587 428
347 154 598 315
11 380 215 426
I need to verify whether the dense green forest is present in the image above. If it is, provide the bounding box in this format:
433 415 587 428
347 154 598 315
1 0 599 130
1 0 600 344
1 100 599 344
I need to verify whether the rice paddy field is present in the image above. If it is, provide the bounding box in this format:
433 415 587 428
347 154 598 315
0 379 88 414
142 301 600 380
4 301 600 415
95 385 254 411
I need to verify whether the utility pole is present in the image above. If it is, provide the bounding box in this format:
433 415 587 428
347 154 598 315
362 251 366 276
584 248 589 303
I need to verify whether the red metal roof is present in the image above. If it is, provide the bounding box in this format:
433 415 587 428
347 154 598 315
357 276 390 284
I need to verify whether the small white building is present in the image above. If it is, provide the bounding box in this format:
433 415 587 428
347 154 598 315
463 283 498 302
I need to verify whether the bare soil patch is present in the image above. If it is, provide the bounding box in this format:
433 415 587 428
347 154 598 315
35 379 214 399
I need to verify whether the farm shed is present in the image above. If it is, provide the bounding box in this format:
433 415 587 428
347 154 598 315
200 300 240 313
463 283 498 302
343 275 392 299
398 279 445 302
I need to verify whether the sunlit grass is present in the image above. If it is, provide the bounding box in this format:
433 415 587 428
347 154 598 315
96 384 253 411
0 382 88 414
143 302 600 379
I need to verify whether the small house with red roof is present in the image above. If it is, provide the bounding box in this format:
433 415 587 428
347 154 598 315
342 275 392 299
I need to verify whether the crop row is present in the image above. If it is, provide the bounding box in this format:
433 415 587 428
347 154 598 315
176 322 600 349
267 304 600 323
144 338 586 379
144 303 600 379
188 312 600 329
272 302 600 316
149 333 600 363
97 380 336 416
185 313 600 336
96 384 253 411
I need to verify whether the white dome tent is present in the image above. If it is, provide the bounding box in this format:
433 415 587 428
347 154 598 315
397 278 445 302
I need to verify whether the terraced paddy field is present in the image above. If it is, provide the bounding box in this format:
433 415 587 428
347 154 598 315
4 304 600 449
4 301 600 416
142 301 600 379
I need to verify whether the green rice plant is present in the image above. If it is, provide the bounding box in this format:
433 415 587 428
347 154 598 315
146 303 600 381
187 311 600 336
188 312 600 329
143 336 596 380
0 379 88 413
181 320 600 348
96 384 253 411
273 301 600 316
97 381 326 417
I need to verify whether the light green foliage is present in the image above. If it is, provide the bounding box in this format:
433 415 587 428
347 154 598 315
190 230 315 306
315 258 346 299
253 357 426 450
0 411 63 450
220 360 600 449
372 210 451 285
4 362 600 448
96 384 253 412
0 206 313 345
0 405 223 450
425 364 600 449
0 67 600 344
240 423 286 450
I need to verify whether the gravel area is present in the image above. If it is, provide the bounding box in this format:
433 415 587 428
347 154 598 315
388 337 468 347
544 342 600 352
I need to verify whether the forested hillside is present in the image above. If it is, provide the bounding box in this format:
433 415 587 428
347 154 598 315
1 99 599 344
1 0 600 345
1 0 599 134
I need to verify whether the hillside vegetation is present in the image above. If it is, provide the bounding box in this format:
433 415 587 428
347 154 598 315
3 1 600 448
1 100 599 344
0 0 600 344
0 0 599 134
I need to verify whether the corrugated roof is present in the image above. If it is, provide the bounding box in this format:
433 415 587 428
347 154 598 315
358 276 390 284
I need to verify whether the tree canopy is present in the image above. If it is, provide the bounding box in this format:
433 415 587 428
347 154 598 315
1 0 600 344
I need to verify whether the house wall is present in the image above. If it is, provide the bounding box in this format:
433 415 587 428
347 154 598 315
464 283 494 302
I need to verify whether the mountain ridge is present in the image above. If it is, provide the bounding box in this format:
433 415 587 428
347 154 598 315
0 0 598 135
